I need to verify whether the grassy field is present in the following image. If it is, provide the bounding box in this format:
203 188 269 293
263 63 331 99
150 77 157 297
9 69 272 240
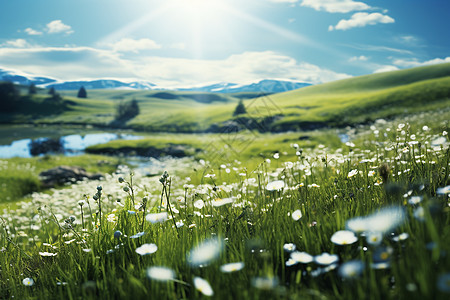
1 63 449 133
1 112 449 299
0 155 123 209
1 64 449 299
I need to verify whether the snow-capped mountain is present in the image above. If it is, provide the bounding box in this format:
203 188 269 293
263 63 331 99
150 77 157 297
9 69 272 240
0 68 56 86
211 79 311 93
0 67 311 93
42 79 157 90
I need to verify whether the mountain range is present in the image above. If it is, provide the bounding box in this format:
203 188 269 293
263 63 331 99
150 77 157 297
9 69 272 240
0 67 311 94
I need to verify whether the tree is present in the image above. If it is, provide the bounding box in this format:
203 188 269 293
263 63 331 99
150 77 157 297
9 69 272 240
28 83 37 95
0 82 19 112
48 86 56 95
233 99 247 116
115 99 140 121
77 86 87 98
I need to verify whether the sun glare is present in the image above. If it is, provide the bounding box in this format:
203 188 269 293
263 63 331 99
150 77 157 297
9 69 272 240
169 0 231 25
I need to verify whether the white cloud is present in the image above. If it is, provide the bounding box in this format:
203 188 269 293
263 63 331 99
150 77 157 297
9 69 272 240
2 39 31 48
0 46 350 87
111 38 162 53
329 12 394 31
393 57 450 68
46 20 74 34
24 28 43 36
373 65 399 73
399 35 417 43
347 44 413 55
301 0 370 13
349 55 368 62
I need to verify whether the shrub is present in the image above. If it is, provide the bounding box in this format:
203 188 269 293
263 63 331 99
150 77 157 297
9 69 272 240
115 99 140 121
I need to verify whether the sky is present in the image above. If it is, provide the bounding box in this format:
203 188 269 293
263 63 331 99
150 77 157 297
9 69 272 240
0 0 449 88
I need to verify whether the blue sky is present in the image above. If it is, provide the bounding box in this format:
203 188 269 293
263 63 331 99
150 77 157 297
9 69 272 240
0 0 449 87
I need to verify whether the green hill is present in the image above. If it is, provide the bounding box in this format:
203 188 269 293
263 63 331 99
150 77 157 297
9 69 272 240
263 63 450 130
1 63 449 132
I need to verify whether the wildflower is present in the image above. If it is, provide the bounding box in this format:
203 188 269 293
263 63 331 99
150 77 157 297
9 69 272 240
118 177 125 183
107 214 117 223
114 231 122 239
266 180 285 191
371 246 393 269
437 273 450 293
338 260 364 279
212 198 234 207
220 262 245 273
22 277 34 286
78 200 86 206
130 232 145 239
194 200 205 209
194 277 214 296
251 277 278 290
39 251 57 257
346 217 368 233
135 243 158 256
408 196 423 205
188 238 223 267
347 169 358 178
392 232 409 242
286 258 298 267
331 230 358 245
346 206 405 235
291 209 302 221
283 243 296 252
436 185 450 195
291 251 313 264
366 232 383 246
147 266 175 282
146 212 168 224
314 252 339 265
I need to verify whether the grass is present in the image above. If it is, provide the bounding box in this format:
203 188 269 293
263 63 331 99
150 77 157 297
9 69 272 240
1 112 449 299
0 155 123 208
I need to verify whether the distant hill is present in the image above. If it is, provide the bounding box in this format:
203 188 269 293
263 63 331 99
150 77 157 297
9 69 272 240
176 79 311 93
262 62 450 130
0 67 311 94
1 63 449 133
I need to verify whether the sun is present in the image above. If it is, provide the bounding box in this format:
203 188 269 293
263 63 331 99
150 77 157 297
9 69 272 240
168 0 232 26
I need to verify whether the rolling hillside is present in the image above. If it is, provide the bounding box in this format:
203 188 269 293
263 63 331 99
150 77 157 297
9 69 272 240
1 63 449 132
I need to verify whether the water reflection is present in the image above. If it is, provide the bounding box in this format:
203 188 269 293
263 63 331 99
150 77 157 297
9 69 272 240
0 133 141 158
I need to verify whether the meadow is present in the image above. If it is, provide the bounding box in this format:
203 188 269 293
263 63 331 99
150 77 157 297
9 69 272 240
1 111 449 299
0 64 449 299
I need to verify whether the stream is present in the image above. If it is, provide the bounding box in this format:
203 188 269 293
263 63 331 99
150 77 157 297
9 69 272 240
0 131 142 159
